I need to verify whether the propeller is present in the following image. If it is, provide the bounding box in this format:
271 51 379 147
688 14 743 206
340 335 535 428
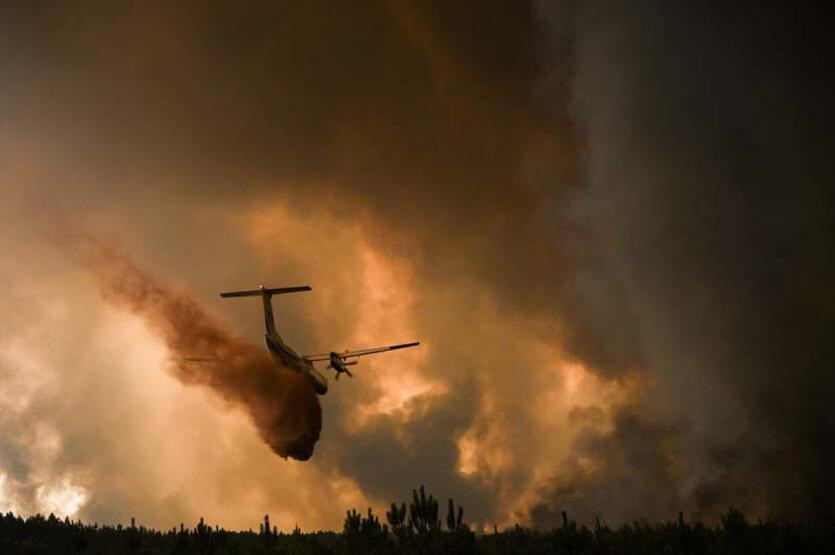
331 350 354 379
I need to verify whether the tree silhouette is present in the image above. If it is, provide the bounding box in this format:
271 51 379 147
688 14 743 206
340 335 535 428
1 488 833 554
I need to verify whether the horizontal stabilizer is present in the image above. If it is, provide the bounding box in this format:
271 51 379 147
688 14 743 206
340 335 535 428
220 285 311 298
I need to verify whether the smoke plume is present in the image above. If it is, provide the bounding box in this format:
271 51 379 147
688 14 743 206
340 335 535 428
530 1 835 523
79 240 321 461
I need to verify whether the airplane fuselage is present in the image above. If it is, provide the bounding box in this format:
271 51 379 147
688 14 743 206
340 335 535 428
219 284 417 395
265 332 329 395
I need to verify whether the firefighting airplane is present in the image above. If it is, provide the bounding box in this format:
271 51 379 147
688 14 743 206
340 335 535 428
219 285 419 395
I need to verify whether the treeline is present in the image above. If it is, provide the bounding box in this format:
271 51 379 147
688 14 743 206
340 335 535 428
2 486 834 554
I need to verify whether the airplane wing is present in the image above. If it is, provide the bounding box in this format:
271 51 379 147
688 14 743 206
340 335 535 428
303 353 332 362
340 341 420 359
304 341 419 362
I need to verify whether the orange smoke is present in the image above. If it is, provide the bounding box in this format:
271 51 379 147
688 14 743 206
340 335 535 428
78 240 322 461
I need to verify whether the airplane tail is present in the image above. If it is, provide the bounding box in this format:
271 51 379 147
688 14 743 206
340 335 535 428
220 286 311 298
220 285 311 335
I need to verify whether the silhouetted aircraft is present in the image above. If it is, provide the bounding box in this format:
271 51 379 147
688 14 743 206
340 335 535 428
219 285 419 395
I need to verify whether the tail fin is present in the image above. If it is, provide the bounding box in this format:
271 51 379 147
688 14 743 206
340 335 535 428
220 285 311 336
220 285 311 298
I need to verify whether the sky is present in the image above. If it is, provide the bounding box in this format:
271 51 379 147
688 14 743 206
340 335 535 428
1 1 833 531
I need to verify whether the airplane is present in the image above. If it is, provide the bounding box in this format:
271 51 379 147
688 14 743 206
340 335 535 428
219 285 419 395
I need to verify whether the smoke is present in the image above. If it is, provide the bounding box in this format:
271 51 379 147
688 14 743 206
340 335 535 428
530 1 835 523
2 0 833 530
77 239 321 461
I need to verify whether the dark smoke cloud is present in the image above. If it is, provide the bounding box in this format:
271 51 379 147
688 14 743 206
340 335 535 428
78 240 321 461
530 406 683 527
531 1 835 522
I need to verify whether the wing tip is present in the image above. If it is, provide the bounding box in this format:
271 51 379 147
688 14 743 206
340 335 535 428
394 341 420 349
